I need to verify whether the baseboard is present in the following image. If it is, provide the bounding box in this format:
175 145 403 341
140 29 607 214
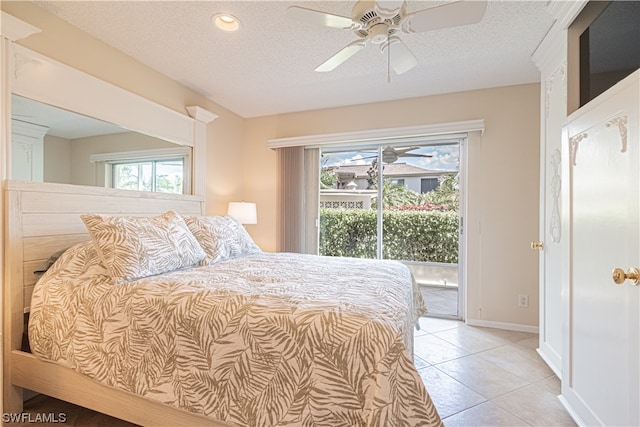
537 344 562 378
558 394 584 427
465 318 539 334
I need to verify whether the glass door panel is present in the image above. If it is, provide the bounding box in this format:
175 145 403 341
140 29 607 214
319 147 380 259
319 142 461 318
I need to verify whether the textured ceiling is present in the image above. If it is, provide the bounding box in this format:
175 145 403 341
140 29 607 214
32 1 555 118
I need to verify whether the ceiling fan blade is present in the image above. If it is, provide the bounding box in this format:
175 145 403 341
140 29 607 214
286 6 360 30
315 40 366 72
401 0 488 34
392 146 418 154
384 37 418 75
400 153 433 158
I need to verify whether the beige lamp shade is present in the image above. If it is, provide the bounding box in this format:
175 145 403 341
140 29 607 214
227 202 257 224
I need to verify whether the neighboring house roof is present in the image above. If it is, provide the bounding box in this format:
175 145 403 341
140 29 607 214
332 163 455 179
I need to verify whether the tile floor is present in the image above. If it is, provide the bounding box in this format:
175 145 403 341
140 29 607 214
16 317 576 427
415 317 576 426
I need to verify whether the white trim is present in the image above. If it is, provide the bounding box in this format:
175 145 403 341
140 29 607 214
557 395 584 427
465 318 539 334
537 345 562 378
531 1 586 72
89 147 190 163
547 0 588 31
0 12 41 42
11 119 49 139
11 45 195 147
186 106 218 124
532 23 567 73
186 106 217 198
267 120 485 149
457 137 469 321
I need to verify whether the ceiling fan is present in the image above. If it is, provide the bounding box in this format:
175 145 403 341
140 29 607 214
287 0 487 75
359 146 433 164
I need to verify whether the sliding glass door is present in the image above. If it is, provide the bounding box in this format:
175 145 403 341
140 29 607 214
319 141 462 318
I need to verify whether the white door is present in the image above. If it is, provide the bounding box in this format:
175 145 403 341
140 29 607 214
561 71 640 426
536 64 566 377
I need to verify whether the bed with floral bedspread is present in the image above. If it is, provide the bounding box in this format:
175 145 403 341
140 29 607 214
28 212 442 427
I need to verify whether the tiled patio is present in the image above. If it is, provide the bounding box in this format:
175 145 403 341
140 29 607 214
421 284 458 317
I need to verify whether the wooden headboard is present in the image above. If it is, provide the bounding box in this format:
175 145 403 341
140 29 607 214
2 181 231 426
3 180 205 398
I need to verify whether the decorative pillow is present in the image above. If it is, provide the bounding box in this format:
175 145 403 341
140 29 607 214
184 215 261 264
81 211 206 283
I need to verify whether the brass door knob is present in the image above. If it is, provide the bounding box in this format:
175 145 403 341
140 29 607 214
612 267 640 285
531 241 544 250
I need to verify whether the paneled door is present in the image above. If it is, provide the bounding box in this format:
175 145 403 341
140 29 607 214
561 71 640 426
535 61 566 378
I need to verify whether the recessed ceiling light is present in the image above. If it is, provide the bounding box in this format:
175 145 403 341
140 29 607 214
212 13 240 32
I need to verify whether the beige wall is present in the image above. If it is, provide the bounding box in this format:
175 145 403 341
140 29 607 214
1 1 245 215
244 84 541 327
43 134 71 184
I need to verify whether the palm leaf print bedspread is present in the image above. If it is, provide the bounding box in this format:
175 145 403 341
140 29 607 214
29 241 443 426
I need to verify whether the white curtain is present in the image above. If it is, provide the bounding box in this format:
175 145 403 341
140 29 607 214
277 146 319 254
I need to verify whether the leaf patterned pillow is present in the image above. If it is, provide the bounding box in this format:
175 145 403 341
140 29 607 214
184 215 261 264
81 211 206 283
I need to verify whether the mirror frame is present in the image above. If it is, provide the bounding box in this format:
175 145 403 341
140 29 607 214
7 41 216 196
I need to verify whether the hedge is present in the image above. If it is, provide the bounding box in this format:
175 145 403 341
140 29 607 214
319 208 459 263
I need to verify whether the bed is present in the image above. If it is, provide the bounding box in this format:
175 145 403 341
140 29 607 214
3 181 442 427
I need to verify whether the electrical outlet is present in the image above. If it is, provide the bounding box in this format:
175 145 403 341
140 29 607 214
518 294 529 308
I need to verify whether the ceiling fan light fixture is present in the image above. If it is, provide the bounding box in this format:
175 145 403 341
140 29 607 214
368 22 389 44
212 13 241 31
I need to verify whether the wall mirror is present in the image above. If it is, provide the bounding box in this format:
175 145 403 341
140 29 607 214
11 94 191 194
8 44 204 195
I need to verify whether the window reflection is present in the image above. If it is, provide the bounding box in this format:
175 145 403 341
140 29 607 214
113 159 184 194
10 94 191 194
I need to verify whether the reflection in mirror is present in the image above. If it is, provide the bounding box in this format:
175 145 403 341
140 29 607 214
10 94 191 194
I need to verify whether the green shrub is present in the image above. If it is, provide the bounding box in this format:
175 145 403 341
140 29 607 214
319 208 458 263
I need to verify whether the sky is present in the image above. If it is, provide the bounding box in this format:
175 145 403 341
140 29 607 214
321 143 460 172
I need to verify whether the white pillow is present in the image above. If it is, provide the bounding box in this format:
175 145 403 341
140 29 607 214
81 211 206 283
184 215 261 264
